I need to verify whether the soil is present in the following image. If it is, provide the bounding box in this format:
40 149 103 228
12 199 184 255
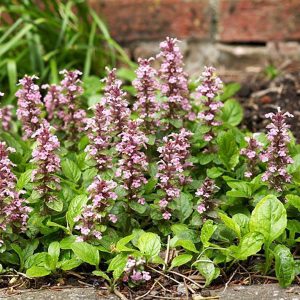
237 69 300 139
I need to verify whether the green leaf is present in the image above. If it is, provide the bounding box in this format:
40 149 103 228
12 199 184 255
62 159 81 183
226 182 252 198
60 258 82 271
71 242 99 266
169 119 183 128
93 270 111 283
218 212 241 240
170 254 193 269
137 232 161 258
146 135 156 146
66 195 88 230
217 131 239 170
232 214 249 236
231 232 264 260
221 99 243 126
174 239 198 253
48 242 60 270
46 198 63 212
107 253 128 281
16 169 33 190
220 83 241 101
249 195 287 245
116 234 135 252
172 193 193 222
26 266 51 278
274 245 295 288
195 255 217 286
200 220 217 248
129 201 147 214
11 244 25 270
286 194 300 211
207 167 224 179
60 236 77 250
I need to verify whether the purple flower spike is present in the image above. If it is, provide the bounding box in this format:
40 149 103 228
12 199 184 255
196 66 223 142
102 68 130 134
240 136 263 178
157 37 191 121
75 176 117 241
116 120 148 203
260 107 294 192
42 84 64 125
157 128 192 218
16 75 42 139
133 58 160 133
0 105 13 132
31 120 61 204
85 103 112 171
0 142 30 243
195 177 217 217
59 70 87 141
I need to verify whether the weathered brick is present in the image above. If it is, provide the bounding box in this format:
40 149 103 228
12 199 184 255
218 0 300 42
89 0 211 43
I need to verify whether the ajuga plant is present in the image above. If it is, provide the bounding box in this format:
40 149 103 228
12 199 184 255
0 38 299 294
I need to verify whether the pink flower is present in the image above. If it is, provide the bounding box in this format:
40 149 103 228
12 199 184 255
42 84 65 125
163 211 171 220
197 203 206 214
75 177 117 241
123 256 150 283
16 75 42 139
133 58 160 133
58 70 87 141
0 142 30 237
260 107 294 191
195 178 217 217
85 104 112 171
101 68 130 134
109 214 118 223
31 120 61 204
0 94 13 131
116 120 148 202
240 136 263 179
157 37 191 121
196 66 223 141
157 129 192 218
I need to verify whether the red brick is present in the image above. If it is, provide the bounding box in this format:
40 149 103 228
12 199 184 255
89 0 211 43
218 0 300 42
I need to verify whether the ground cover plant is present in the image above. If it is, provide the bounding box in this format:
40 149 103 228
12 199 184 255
0 37 300 297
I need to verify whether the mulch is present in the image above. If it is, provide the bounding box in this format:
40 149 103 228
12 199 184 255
237 66 300 140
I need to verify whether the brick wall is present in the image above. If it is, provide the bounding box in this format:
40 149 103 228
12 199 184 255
89 0 300 80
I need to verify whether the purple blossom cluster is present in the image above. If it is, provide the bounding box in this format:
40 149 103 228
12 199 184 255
157 128 192 219
16 75 42 139
85 104 112 170
240 136 263 178
0 105 13 131
116 121 148 204
101 68 130 134
0 142 30 245
42 84 64 124
31 121 61 204
157 37 191 120
75 176 117 241
196 66 223 142
133 58 160 133
58 70 87 140
260 108 294 191
123 256 151 283
195 177 217 216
